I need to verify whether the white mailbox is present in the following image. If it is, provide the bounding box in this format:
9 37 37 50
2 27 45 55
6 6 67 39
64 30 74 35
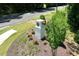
35 19 45 40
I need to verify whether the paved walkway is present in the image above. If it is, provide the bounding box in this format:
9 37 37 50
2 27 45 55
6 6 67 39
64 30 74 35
0 29 17 45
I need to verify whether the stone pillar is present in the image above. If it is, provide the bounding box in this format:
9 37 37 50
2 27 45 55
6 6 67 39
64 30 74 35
35 19 45 40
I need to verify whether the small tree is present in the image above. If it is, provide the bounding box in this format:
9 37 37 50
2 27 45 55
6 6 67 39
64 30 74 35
46 11 67 49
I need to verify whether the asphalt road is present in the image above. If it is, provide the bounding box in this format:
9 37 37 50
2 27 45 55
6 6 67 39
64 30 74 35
0 7 56 28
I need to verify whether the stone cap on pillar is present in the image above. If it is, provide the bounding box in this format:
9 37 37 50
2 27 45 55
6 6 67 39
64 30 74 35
36 19 44 27
36 19 44 22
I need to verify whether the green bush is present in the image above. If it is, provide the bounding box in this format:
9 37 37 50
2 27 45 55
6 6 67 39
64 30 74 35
68 4 79 44
68 4 79 32
46 11 68 49
40 15 45 20
74 30 79 44
40 15 46 25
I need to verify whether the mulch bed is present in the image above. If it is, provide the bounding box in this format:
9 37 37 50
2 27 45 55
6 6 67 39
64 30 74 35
7 29 53 56
63 41 79 56
7 28 78 56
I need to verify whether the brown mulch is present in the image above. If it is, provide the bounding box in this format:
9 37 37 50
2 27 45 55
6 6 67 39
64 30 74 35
7 29 76 56
7 29 53 56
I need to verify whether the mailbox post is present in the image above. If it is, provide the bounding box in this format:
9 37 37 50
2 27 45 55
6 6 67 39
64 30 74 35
35 19 45 40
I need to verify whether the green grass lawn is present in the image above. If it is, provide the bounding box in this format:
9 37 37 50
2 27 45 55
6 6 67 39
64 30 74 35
0 21 35 56
0 28 11 35
0 12 53 56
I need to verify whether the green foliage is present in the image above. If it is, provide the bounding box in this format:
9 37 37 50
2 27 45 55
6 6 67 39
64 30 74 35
0 4 44 15
0 3 67 16
68 4 79 32
68 4 79 44
40 15 45 20
40 15 46 25
18 33 27 43
74 30 79 44
46 11 68 49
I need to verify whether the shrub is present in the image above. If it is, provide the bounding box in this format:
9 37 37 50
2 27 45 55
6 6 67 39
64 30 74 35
46 11 68 49
68 4 79 32
74 30 79 44
40 15 46 25
40 15 45 20
68 4 79 44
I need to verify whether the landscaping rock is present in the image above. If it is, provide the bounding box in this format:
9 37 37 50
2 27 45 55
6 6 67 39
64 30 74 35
55 47 71 56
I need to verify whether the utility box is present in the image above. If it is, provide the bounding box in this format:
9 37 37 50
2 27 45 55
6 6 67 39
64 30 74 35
35 19 45 40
